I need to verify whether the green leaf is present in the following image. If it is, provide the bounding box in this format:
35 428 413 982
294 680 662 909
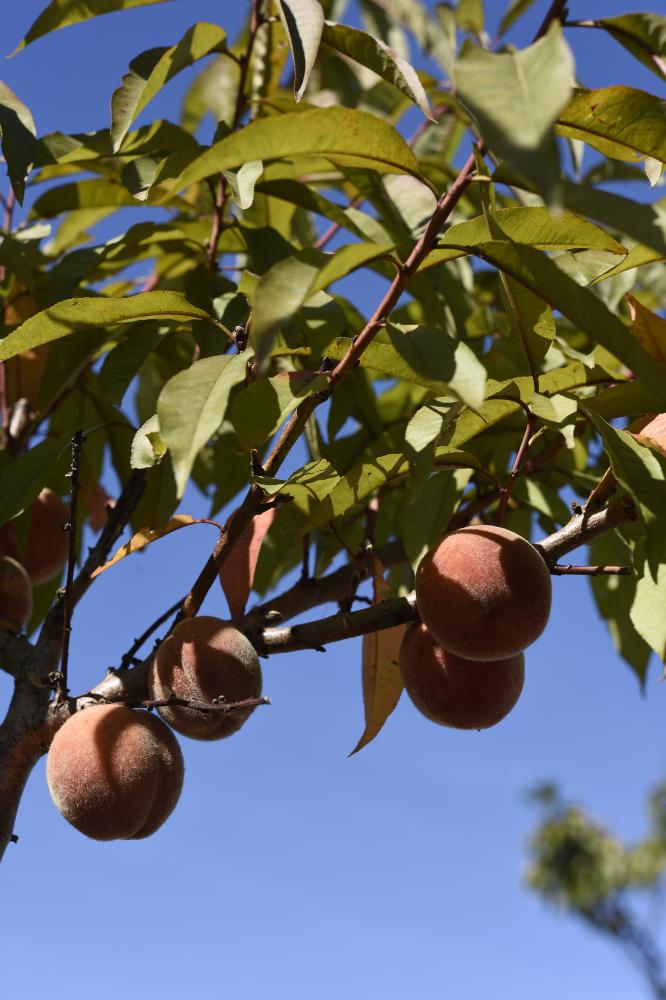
499 273 555 369
277 0 325 101
0 437 70 524
398 468 471 569
131 414 166 469
0 291 225 362
232 371 327 450
595 14 666 82
468 241 666 403
147 107 423 198
589 532 651 684
321 21 432 119
368 0 454 73
456 0 484 34
498 0 538 37
586 411 666 562
420 206 626 270
250 242 393 370
30 178 138 218
13 0 173 52
0 81 37 204
557 87 666 164
157 352 249 497
325 324 487 409
453 23 574 201
223 160 264 211
111 23 228 152
99 325 162 405
630 540 666 664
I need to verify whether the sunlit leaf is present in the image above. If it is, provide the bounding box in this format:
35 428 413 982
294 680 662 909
91 515 210 578
557 87 666 164
14 0 173 52
277 0 325 101
0 81 37 204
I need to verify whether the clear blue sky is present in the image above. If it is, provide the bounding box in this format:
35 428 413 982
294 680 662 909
1 3 665 998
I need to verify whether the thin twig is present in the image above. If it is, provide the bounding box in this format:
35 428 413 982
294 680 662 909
120 597 185 668
550 564 631 576
535 0 569 40
60 430 85 691
497 408 536 525
103 694 270 715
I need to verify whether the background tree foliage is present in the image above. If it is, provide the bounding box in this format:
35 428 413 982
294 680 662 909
0 0 665 862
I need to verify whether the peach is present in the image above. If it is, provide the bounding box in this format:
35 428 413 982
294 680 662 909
151 617 262 740
415 525 551 660
24 489 71 584
399 623 525 730
46 704 184 841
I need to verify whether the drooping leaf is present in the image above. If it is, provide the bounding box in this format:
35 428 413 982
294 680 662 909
499 273 555 369
277 0 325 101
627 294 666 366
632 414 666 460
322 21 432 119
363 0 455 73
250 242 393 369
630 540 666 664
350 557 406 755
589 532 651 684
595 14 666 82
223 160 264 210
498 0 538 37
14 0 173 52
468 241 666 403
0 437 70 525
420 206 626 270
0 291 225 362
232 371 327 449
91 515 210 578
0 81 37 204
111 23 228 151
453 23 574 201
146 107 423 198
557 87 666 164
157 352 249 497
325 325 487 409
219 508 277 623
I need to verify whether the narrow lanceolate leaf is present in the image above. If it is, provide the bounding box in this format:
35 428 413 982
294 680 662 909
0 437 69 525
420 207 626 270
595 14 666 81
232 372 328 449
630 541 666 663
157 352 249 498
453 23 574 201
499 274 554 369
219 508 276 623
557 87 666 164
322 21 432 119
91 516 207 578
350 558 406 756
0 291 223 362
325 325 487 409
13 0 173 53
469 241 666 404
111 23 228 152
0 82 37 204
627 294 666 365
250 243 393 370
147 107 423 198
277 0 325 101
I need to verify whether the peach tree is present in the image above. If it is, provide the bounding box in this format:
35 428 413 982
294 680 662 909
0 0 665 859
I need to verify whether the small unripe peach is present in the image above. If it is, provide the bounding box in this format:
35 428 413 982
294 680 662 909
399 623 524 730
0 556 32 631
151 617 262 740
24 489 70 584
415 525 551 661
46 704 184 841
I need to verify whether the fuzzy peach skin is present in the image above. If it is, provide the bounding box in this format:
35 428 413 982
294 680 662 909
47 705 184 841
151 617 262 740
415 526 551 661
0 557 32 631
399 622 525 730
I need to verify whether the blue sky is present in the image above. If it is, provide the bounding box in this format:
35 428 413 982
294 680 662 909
1 2 665 998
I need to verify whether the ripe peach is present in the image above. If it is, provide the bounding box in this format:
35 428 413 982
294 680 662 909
0 557 32 631
24 488 70 584
151 617 262 740
415 525 551 661
46 704 184 841
399 622 525 730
